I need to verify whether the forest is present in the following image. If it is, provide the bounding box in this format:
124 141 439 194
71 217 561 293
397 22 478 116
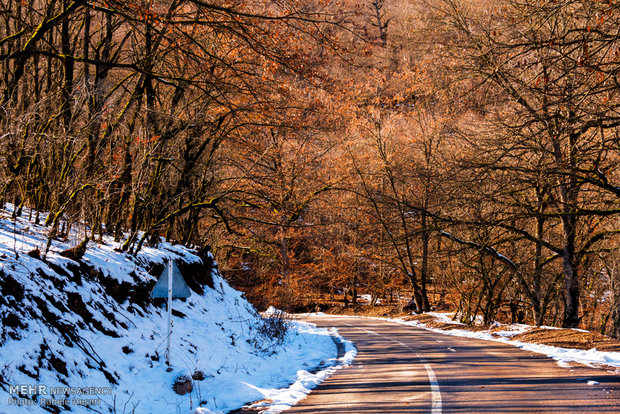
1 0 620 337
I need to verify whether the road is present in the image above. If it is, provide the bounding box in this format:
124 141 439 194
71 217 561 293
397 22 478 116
287 315 620 413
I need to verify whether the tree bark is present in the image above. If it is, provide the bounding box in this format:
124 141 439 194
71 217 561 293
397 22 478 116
561 212 580 328
420 212 431 311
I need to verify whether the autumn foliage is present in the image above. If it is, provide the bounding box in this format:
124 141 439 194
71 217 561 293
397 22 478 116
2 0 620 336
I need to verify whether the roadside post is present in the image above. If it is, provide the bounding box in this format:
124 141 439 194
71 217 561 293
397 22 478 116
150 259 191 367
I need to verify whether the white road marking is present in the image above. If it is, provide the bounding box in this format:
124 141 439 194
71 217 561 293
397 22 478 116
345 324 442 414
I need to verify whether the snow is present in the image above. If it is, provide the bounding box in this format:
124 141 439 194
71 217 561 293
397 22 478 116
193 409 216 414
0 205 346 414
264 306 285 316
358 294 381 304
245 326 357 413
425 312 464 325
386 314 620 369
491 324 532 338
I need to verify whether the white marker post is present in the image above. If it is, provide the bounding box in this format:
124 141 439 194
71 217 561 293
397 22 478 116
167 259 173 367
150 259 191 368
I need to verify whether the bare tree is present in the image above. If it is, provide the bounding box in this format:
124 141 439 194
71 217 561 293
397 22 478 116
433 0 620 327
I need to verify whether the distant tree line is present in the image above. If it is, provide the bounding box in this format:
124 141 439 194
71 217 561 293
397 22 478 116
220 0 620 338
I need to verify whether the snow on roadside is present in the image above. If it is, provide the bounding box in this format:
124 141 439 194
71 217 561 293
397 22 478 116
389 315 620 368
0 206 341 414
244 322 357 414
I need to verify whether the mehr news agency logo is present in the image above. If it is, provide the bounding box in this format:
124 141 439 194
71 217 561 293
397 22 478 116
7 384 112 407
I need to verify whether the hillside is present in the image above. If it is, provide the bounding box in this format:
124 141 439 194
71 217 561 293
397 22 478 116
0 205 344 414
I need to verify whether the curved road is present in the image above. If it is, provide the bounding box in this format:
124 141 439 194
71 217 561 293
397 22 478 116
288 316 620 413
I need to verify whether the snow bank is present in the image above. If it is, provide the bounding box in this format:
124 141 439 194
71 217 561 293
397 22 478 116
0 206 338 413
245 324 357 413
388 314 620 368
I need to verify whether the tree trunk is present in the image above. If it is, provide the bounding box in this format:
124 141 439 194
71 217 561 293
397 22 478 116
420 212 431 311
281 236 290 281
406 270 424 314
532 214 545 325
561 196 580 328
608 265 620 339
61 0 74 130
87 13 112 172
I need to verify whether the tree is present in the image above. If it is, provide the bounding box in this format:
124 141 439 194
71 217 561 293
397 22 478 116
0 0 353 256
434 0 620 327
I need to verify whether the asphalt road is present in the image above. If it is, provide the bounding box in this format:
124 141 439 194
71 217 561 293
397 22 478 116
287 315 620 413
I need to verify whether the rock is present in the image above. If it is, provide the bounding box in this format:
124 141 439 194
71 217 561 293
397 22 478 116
173 374 193 395
59 237 89 261
192 370 206 381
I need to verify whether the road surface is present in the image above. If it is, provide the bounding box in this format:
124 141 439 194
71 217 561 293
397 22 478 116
287 315 620 413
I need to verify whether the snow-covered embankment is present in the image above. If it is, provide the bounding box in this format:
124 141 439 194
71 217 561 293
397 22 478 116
0 207 348 413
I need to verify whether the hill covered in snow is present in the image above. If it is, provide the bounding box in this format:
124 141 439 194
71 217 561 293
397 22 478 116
0 206 343 413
